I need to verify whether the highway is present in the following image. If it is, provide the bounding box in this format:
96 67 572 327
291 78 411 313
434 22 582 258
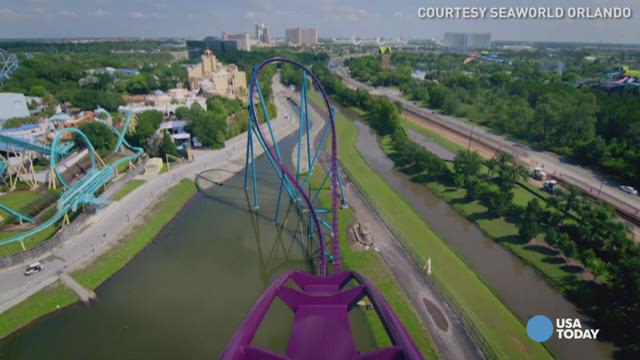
0 78 299 314
329 58 640 226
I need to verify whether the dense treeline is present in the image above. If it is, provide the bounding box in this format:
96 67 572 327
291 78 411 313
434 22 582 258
318 60 640 355
175 96 244 149
0 43 187 113
346 53 640 186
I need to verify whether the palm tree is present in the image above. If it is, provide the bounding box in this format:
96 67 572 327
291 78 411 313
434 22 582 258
559 185 580 226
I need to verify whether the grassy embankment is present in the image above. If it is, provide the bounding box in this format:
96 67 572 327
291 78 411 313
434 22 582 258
0 190 59 257
399 118 584 291
112 179 146 201
310 168 439 358
0 282 77 339
0 179 197 339
326 101 551 358
72 179 196 289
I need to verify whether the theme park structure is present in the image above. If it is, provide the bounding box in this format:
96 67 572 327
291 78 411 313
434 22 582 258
0 112 143 249
0 49 19 86
223 58 423 359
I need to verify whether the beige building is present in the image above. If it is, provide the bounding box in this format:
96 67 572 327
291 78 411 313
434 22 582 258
187 49 247 100
285 27 318 47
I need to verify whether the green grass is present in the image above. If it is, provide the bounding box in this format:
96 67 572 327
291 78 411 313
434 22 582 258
332 110 551 359
0 226 58 257
401 117 465 154
0 191 39 218
309 168 439 358
0 282 77 339
113 179 145 201
72 179 197 290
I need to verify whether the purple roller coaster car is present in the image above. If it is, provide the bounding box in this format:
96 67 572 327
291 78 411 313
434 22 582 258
222 58 424 359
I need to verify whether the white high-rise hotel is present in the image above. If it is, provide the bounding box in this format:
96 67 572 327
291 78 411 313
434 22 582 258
255 24 271 44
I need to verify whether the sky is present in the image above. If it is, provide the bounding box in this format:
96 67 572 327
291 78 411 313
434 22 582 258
0 0 638 43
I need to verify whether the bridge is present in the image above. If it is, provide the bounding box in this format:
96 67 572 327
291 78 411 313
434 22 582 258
224 58 423 359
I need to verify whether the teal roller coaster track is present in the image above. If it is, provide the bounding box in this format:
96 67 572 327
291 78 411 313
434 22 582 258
0 112 143 246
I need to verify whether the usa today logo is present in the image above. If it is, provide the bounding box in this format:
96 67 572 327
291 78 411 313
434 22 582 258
526 315 600 342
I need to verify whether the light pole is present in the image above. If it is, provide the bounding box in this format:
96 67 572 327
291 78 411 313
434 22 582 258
467 125 474 150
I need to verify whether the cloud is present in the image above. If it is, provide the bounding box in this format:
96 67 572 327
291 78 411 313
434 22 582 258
59 10 78 17
393 11 403 17
89 9 110 17
244 11 257 20
129 11 144 19
25 0 48 4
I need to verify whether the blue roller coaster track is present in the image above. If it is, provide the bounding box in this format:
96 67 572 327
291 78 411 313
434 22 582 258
0 113 143 246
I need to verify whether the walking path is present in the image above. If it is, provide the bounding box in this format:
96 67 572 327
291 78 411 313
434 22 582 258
0 78 298 314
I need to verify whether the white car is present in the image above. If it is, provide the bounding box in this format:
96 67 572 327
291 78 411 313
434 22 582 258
24 262 43 276
619 186 638 196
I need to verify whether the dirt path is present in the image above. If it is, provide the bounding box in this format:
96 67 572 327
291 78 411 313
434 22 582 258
342 179 483 359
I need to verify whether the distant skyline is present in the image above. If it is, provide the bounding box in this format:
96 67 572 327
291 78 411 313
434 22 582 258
0 0 639 44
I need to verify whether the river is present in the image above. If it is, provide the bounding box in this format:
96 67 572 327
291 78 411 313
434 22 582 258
0 134 376 359
337 104 616 359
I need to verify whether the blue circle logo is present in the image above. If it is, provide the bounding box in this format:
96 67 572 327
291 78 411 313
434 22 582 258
526 315 554 342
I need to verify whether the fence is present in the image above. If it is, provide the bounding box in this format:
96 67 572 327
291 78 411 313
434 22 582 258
0 158 147 269
339 161 499 360
0 212 90 269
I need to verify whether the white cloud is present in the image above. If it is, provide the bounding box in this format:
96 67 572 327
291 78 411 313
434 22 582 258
59 10 78 17
129 11 144 19
89 9 110 17
393 11 403 17
244 11 257 20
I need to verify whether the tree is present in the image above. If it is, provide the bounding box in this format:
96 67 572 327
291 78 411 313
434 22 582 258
453 150 482 188
559 185 580 226
581 249 606 281
126 74 150 94
518 199 544 242
130 110 163 147
76 121 116 157
160 131 178 158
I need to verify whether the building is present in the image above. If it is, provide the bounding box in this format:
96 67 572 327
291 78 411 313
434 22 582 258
119 86 207 115
0 93 30 125
186 49 247 100
158 120 192 150
255 24 271 44
444 32 491 49
222 31 251 51
378 46 391 69
187 38 238 59
285 27 318 47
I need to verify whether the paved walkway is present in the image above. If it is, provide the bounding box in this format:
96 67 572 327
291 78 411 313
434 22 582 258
0 78 299 314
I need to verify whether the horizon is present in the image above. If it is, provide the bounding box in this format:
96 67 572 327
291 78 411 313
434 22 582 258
0 0 639 44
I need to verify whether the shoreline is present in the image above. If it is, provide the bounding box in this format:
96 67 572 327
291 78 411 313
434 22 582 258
0 179 197 340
